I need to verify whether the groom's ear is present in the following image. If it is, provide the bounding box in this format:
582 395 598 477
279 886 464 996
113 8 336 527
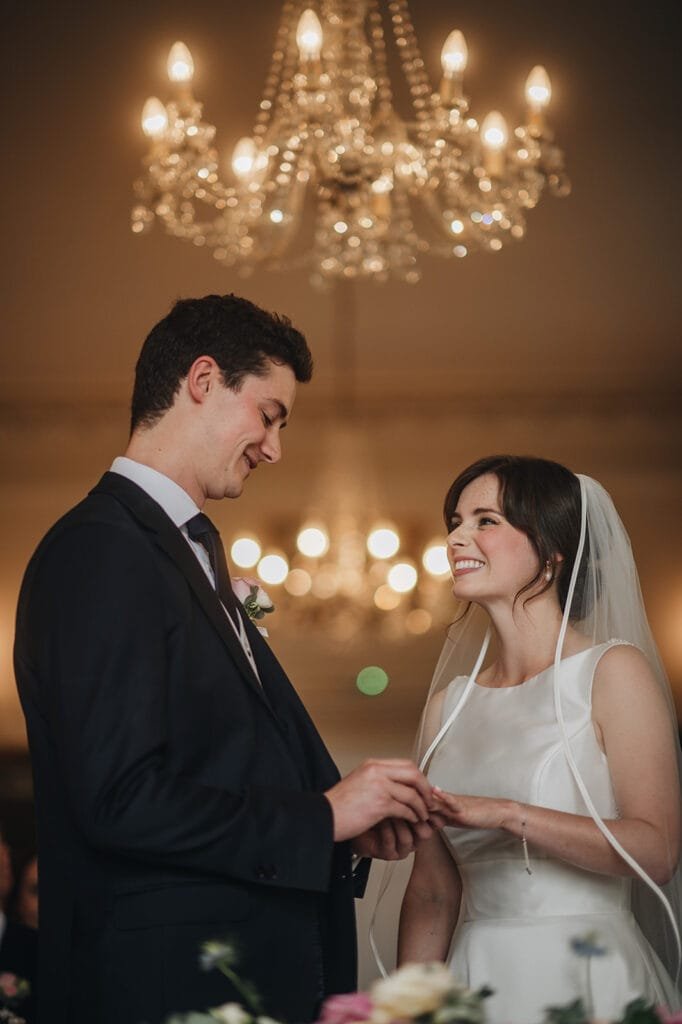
187 356 220 404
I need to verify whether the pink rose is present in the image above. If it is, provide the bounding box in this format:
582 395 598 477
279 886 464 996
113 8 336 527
657 1009 682 1024
231 577 257 603
317 992 374 1024
0 972 18 997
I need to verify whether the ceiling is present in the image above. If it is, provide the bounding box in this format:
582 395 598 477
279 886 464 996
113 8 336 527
2 0 680 407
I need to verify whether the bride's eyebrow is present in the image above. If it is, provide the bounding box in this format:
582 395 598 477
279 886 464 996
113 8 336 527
473 506 503 515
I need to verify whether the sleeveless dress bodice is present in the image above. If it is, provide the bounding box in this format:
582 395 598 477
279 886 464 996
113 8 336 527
427 642 678 1022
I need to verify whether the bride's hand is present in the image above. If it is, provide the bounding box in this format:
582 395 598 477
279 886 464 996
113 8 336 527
431 787 517 831
353 817 436 860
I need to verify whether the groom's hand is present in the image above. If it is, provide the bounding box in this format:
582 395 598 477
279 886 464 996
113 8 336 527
352 818 435 861
324 758 433 843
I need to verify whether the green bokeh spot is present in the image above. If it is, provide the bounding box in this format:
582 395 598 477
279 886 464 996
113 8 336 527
356 666 389 696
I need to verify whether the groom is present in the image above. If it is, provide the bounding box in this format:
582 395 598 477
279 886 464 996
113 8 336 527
14 294 434 1024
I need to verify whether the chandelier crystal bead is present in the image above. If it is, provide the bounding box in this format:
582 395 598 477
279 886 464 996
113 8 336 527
132 2 569 283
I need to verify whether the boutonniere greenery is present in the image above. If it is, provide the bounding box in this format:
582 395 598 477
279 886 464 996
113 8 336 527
231 578 275 633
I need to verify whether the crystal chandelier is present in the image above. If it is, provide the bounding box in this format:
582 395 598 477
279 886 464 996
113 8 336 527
132 0 570 285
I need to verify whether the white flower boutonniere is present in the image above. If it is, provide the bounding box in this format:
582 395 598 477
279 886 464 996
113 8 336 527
231 578 275 636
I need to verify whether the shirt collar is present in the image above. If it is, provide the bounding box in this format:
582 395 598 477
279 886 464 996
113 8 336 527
110 456 200 529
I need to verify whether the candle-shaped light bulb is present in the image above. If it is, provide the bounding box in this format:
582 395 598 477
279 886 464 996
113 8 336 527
167 41 194 83
141 97 168 139
441 30 468 75
296 9 323 61
231 137 258 181
525 65 551 110
481 110 508 151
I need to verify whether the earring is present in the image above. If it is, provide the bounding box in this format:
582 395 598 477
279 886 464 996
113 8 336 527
544 560 553 582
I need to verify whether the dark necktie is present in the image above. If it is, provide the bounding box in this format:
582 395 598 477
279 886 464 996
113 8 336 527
186 512 241 628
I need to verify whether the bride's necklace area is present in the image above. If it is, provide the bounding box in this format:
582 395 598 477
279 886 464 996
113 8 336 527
477 625 590 689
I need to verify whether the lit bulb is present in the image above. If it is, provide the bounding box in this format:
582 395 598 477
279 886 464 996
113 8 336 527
422 544 450 576
296 525 330 558
257 553 289 586
441 30 468 75
296 9 323 61
525 65 552 110
231 536 262 569
387 562 418 594
167 41 194 83
367 527 400 560
481 111 508 151
141 97 168 140
231 137 258 181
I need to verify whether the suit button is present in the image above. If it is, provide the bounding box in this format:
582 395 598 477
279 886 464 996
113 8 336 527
267 864 278 880
256 865 267 879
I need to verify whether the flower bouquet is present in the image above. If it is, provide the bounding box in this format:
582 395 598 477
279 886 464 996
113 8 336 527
0 972 30 1024
165 945 489 1024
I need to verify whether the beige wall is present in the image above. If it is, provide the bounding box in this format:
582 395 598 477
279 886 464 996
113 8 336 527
3 391 680 752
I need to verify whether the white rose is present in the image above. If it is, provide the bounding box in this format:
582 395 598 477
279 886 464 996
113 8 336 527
255 586 274 610
210 1002 252 1024
371 962 455 1020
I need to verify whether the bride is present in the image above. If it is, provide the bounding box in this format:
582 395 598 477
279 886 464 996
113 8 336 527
398 455 681 1021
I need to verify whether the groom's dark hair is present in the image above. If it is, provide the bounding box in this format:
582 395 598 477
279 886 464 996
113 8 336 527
130 293 313 432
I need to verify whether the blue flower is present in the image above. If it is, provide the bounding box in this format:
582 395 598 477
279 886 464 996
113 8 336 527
570 932 608 958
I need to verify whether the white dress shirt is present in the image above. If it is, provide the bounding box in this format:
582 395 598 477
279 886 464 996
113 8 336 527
110 457 261 681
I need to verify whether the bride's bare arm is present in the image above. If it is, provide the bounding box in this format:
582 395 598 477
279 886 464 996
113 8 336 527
398 687 462 963
432 645 681 885
398 831 462 964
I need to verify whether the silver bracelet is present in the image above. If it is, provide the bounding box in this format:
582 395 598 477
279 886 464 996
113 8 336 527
521 818 532 875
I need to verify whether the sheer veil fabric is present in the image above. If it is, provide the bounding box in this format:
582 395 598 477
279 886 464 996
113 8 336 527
371 475 682 998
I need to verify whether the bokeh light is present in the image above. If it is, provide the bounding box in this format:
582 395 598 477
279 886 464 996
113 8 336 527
356 665 389 696
296 525 330 558
231 536 262 568
406 609 433 635
257 553 289 585
374 584 401 610
387 562 418 593
284 568 312 596
422 543 450 576
367 526 400 559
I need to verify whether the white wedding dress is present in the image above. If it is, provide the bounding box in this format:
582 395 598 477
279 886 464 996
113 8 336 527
427 641 679 1023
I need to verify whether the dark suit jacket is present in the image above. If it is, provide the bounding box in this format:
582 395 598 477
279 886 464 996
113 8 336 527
14 473 360 1024
0 918 37 1022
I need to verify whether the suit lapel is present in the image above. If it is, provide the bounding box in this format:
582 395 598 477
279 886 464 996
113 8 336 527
92 473 274 713
242 613 341 790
